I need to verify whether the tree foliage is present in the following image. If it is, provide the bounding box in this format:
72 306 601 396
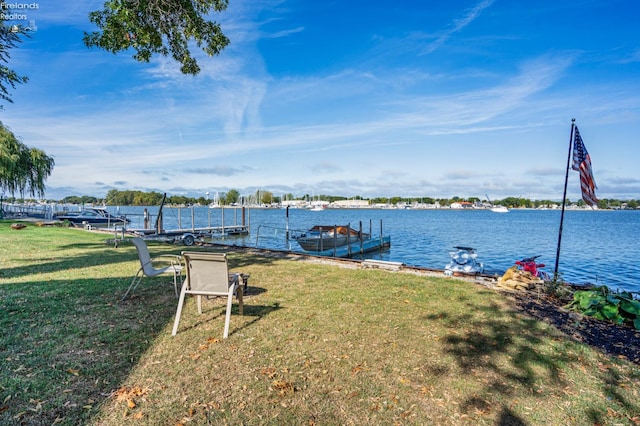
0 24 28 109
225 189 240 204
104 189 166 205
83 0 230 75
60 195 100 205
0 122 54 198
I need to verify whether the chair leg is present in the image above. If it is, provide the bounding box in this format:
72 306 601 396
235 274 244 315
173 270 179 298
236 286 244 316
222 284 236 338
172 281 189 336
121 269 143 301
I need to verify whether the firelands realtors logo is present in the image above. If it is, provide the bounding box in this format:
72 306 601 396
1 2 39 32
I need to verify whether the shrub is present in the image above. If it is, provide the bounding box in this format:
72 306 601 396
565 285 640 330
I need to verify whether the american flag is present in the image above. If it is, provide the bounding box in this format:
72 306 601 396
571 126 598 207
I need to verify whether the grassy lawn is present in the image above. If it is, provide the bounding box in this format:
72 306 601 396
1 221 639 425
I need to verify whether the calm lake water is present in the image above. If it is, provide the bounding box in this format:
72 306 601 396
111 206 640 294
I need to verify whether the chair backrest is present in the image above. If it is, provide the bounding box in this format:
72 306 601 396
131 237 155 273
182 251 231 295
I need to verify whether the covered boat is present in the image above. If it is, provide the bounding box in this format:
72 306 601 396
444 246 484 275
55 208 130 226
295 225 369 252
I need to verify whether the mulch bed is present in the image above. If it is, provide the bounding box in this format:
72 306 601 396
509 291 640 364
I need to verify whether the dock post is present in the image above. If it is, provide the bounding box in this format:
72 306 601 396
285 206 290 240
333 225 337 257
221 207 225 239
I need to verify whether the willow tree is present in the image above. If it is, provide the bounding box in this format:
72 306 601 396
1 1 230 199
0 123 54 198
83 0 230 75
0 23 28 108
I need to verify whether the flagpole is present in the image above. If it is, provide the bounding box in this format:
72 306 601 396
553 118 576 280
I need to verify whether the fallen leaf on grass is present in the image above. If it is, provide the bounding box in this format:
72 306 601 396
261 367 277 378
66 368 80 376
351 364 365 375
272 380 295 395
13 411 27 419
114 385 152 411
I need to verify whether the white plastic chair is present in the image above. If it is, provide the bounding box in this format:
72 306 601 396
172 251 241 338
121 237 183 301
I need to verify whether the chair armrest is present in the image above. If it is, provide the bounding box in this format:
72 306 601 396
153 254 183 266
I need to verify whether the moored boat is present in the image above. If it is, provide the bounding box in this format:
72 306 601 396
295 225 369 252
490 205 509 213
55 208 130 226
486 194 509 213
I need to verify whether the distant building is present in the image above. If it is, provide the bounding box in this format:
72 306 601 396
331 199 370 208
281 200 307 208
450 202 474 209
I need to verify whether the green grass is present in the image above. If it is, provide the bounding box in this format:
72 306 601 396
1 221 639 425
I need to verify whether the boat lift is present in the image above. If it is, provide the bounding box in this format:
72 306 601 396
128 194 249 246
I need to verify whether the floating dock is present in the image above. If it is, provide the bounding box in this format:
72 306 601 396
303 235 391 258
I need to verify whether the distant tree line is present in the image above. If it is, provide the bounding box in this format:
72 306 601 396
0 190 618 210
3 189 638 210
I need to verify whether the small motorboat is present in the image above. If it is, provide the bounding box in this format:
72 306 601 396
295 225 369 252
444 246 484 276
55 208 130 226
490 205 509 213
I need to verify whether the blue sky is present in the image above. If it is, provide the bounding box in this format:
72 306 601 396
3 0 640 201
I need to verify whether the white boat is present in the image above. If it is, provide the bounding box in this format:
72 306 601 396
490 205 509 213
486 194 509 213
208 192 221 208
